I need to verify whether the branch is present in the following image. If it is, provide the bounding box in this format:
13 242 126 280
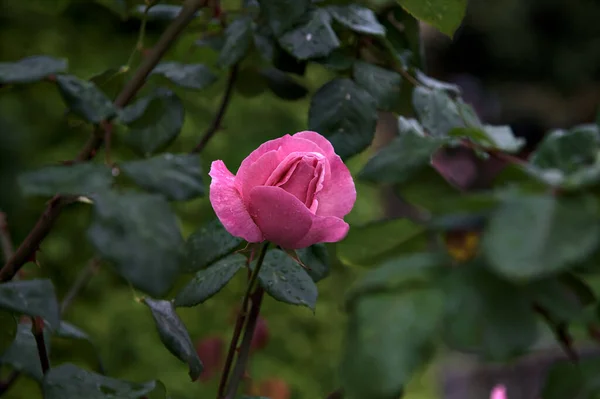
0 0 208 283
191 64 239 154
60 258 102 315
31 317 50 375
534 303 578 363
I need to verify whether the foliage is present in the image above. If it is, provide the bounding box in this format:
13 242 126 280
1 0 599 399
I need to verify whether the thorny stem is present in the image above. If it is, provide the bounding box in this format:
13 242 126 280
31 317 50 375
217 243 269 399
191 64 239 154
0 0 209 283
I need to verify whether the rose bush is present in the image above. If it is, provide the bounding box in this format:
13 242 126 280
209 131 356 249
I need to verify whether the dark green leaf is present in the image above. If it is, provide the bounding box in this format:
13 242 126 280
253 27 276 62
297 244 330 282
120 153 204 201
182 219 243 273
0 322 51 382
119 88 184 157
18 163 113 197
56 75 116 124
397 0 467 38
441 264 537 360
273 46 308 76
346 252 447 305
542 358 600 399
136 4 201 21
0 310 17 354
382 6 423 69
412 86 465 136
313 47 354 71
278 9 340 60
258 0 310 36
337 219 427 267
359 130 444 184
260 68 308 100
151 62 217 90
527 278 589 323
89 67 128 100
530 124 600 174
340 289 443 399
195 34 225 52
218 16 253 68
0 279 60 328
143 298 203 380
308 78 377 159
352 61 401 111
0 56 67 84
254 249 318 310
87 191 184 297
483 194 600 279
43 363 166 399
327 5 385 36
449 125 525 153
174 254 246 307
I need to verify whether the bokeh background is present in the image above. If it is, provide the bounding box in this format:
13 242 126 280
0 0 599 398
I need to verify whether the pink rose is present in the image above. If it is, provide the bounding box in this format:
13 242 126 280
209 131 356 249
490 385 507 399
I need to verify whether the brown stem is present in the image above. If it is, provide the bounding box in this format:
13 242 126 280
0 0 208 283
217 243 269 399
534 303 578 363
60 258 102 315
0 213 14 263
223 287 265 399
191 64 239 154
31 317 50 374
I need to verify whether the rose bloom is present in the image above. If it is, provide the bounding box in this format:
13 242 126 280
490 385 507 399
209 131 356 249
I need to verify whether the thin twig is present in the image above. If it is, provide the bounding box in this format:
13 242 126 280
60 258 102 315
534 303 578 363
0 0 209 283
0 371 19 396
31 317 50 375
191 64 239 154
218 243 269 399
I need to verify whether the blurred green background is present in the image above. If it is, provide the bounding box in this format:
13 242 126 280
0 0 599 398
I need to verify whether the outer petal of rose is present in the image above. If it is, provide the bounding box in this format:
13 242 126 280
293 215 349 249
490 385 507 399
315 156 356 218
209 160 263 242
240 150 281 205
248 186 313 249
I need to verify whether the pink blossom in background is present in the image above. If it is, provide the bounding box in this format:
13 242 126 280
490 384 507 399
209 131 356 249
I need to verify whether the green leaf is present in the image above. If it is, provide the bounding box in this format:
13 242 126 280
0 56 67 84
120 153 204 201
18 163 113 197
412 86 465 137
381 6 423 69
352 61 401 111
278 9 340 60
174 254 246 307
483 194 600 280
217 16 253 68
0 279 60 328
135 4 202 21
142 298 203 381
450 125 525 153
530 125 600 174
258 0 310 36
254 249 318 310
327 5 385 36
397 0 467 38
346 252 447 305
87 191 184 297
260 68 308 101
441 264 537 360
119 88 184 157
0 310 17 354
337 219 427 267
56 75 116 124
308 78 377 159
359 130 444 184
527 278 589 323
0 322 51 382
313 47 355 71
151 62 217 90
415 70 460 94
253 24 276 62
542 358 600 399
340 289 443 399
182 219 243 273
89 67 128 100
273 45 308 76
297 244 330 283
43 363 166 399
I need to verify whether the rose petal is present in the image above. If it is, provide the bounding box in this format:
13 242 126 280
293 215 349 249
240 150 281 205
490 385 507 399
315 155 356 218
209 160 263 242
293 131 335 160
248 186 313 249
279 158 318 206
